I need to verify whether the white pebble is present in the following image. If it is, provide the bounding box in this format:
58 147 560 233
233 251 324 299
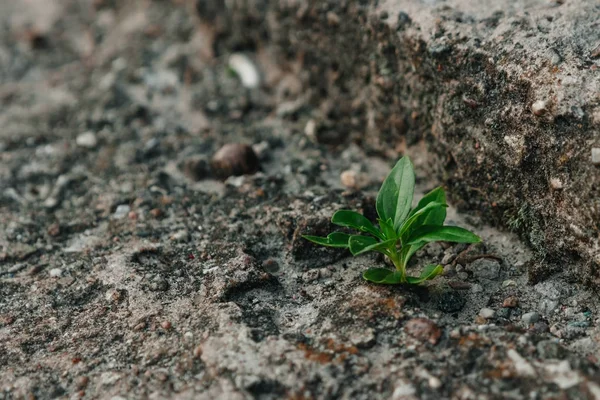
305 119 317 140
502 279 517 287
49 268 62 277
522 312 540 324
113 204 130 219
171 230 189 242
592 148 600 166
76 131 98 149
428 376 442 389
550 178 563 190
228 53 260 89
531 100 547 116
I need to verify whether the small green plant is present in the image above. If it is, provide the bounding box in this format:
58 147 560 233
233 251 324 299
303 156 481 284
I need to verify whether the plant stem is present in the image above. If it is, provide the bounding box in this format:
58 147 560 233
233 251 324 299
388 246 407 283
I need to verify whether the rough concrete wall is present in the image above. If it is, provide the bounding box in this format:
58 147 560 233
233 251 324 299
200 0 600 285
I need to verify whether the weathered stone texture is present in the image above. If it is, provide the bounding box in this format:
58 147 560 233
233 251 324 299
204 0 600 284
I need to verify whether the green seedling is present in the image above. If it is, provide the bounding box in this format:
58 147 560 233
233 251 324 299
303 156 481 284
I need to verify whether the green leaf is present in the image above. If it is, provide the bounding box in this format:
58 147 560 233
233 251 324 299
376 157 415 231
302 232 351 248
378 218 397 240
406 225 481 245
406 264 444 284
332 210 383 239
399 202 448 242
363 268 404 284
399 242 426 268
349 236 396 256
348 235 378 255
408 186 447 225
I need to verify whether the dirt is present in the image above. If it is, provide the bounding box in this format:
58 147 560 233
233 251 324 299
0 1 599 399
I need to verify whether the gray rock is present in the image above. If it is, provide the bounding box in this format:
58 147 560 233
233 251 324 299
150 276 168 292
470 284 484 293
302 269 320 283
539 299 559 314
349 328 376 348
479 308 495 319
522 312 540 325
469 259 501 280
441 252 454 265
495 308 511 319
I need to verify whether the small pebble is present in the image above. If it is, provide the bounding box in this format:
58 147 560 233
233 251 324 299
404 318 441 345
302 269 320 283
49 268 62 277
441 253 454 265
469 259 500 280
503 296 519 308
340 170 357 188
211 143 260 180
326 11 340 26
531 100 548 116
428 376 442 389
76 131 98 148
319 268 333 279
133 322 146 331
113 204 131 219
392 381 416 399
549 178 563 190
47 223 61 237
448 281 471 290
548 49 562 65
150 277 168 292
340 170 367 189
479 308 495 319
170 230 189 242
262 259 280 274
105 289 121 303
592 148 600 166
75 376 89 390
149 208 163 218
522 312 540 325
349 328 376 348
252 141 270 159
496 308 511 319
304 119 317 140
161 320 172 330
228 53 260 88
